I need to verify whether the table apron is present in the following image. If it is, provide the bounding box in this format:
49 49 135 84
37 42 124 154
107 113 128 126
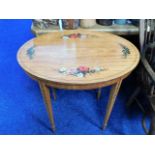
26 71 131 90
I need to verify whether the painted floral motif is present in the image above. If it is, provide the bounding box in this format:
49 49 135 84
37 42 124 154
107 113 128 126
62 33 87 40
27 46 35 59
59 66 104 77
119 43 130 58
62 33 99 40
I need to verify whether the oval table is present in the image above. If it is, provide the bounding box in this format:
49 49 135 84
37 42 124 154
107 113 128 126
17 30 140 132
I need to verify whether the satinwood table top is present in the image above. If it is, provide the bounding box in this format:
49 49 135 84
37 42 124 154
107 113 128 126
17 30 140 89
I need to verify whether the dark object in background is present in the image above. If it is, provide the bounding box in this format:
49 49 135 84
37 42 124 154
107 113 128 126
62 19 80 29
96 19 113 26
130 19 139 26
127 19 155 134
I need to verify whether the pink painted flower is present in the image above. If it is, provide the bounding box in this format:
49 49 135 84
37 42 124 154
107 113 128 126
77 66 89 72
69 34 77 39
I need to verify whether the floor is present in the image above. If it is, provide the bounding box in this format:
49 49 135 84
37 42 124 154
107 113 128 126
0 19 147 134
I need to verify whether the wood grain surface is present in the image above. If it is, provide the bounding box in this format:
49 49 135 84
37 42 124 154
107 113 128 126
17 30 140 89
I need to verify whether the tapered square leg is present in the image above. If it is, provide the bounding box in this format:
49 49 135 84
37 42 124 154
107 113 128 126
52 88 57 100
97 88 102 100
102 79 122 129
39 81 56 131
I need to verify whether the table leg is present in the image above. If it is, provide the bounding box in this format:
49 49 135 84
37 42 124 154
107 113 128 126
52 88 57 100
102 79 122 129
97 88 102 100
39 81 56 131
